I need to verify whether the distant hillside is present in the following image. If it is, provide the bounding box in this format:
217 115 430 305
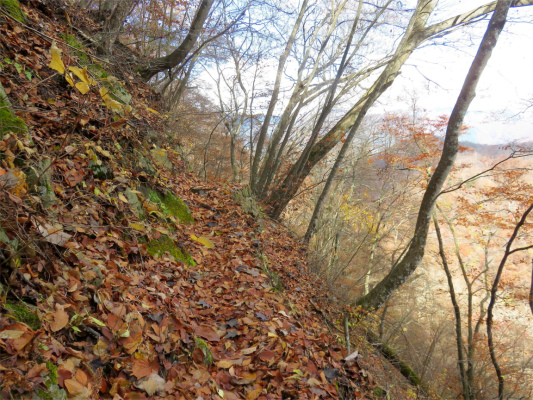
460 140 533 158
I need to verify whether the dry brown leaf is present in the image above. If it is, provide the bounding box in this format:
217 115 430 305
64 379 91 399
137 373 166 396
193 325 220 342
50 304 69 332
241 346 257 355
132 358 158 380
246 387 262 400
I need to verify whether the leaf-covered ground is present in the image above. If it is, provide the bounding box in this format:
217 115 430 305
0 1 424 398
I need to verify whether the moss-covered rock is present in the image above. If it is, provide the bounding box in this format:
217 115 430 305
150 146 173 171
0 82 28 136
0 0 25 22
4 300 41 330
147 235 195 266
125 188 145 219
134 150 156 175
89 160 114 180
194 337 213 366
143 188 194 224
26 157 56 208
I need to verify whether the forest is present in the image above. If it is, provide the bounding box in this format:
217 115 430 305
0 0 532 399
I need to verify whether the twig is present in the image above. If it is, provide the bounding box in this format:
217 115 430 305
529 259 533 316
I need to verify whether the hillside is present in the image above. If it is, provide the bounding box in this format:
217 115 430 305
0 1 425 399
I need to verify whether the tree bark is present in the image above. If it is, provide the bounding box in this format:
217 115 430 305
137 0 214 81
356 0 514 312
97 0 136 54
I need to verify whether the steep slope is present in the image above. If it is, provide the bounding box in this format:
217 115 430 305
0 1 426 399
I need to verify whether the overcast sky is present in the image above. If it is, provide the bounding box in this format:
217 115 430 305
378 3 533 145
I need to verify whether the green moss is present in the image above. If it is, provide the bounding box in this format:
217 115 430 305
4 300 41 330
45 361 58 385
38 384 68 400
194 337 213 366
61 34 88 63
61 34 108 80
37 387 54 400
0 0 25 22
146 189 194 224
147 235 195 266
1 84 27 136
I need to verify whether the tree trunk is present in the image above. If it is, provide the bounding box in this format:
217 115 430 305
433 212 469 399
486 200 533 400
137 0 214 81
356 0 514 312
250 0 308 191
97 0 136 54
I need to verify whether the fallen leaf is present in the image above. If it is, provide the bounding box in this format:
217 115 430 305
137 373 166 396
190 234 215 249
35 219 72 246
50 304 69 332
132 358 158 379
193 325 220 342
241 346 257 355
0 330 24 339
64 379 91 399
216 360 233 369
246 387 262 400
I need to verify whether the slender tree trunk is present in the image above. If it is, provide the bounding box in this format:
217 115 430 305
356 0 513 312
487 200 533 400
433 213 469 399
250 0 308 191
137 0 214 81
230 133 238 182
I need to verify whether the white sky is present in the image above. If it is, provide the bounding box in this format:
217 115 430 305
378 3 533 145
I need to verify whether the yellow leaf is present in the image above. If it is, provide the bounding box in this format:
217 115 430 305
0 330 25 339
190 234 215 249
216 360 233 369
95 145 111 158
93 341 108 356
118 193 128 203
75 82 90 94
65 72 75 87
146 107 159 114
68 66 96 85
130 222 144 231
49 42 65 74
99 87 124 111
